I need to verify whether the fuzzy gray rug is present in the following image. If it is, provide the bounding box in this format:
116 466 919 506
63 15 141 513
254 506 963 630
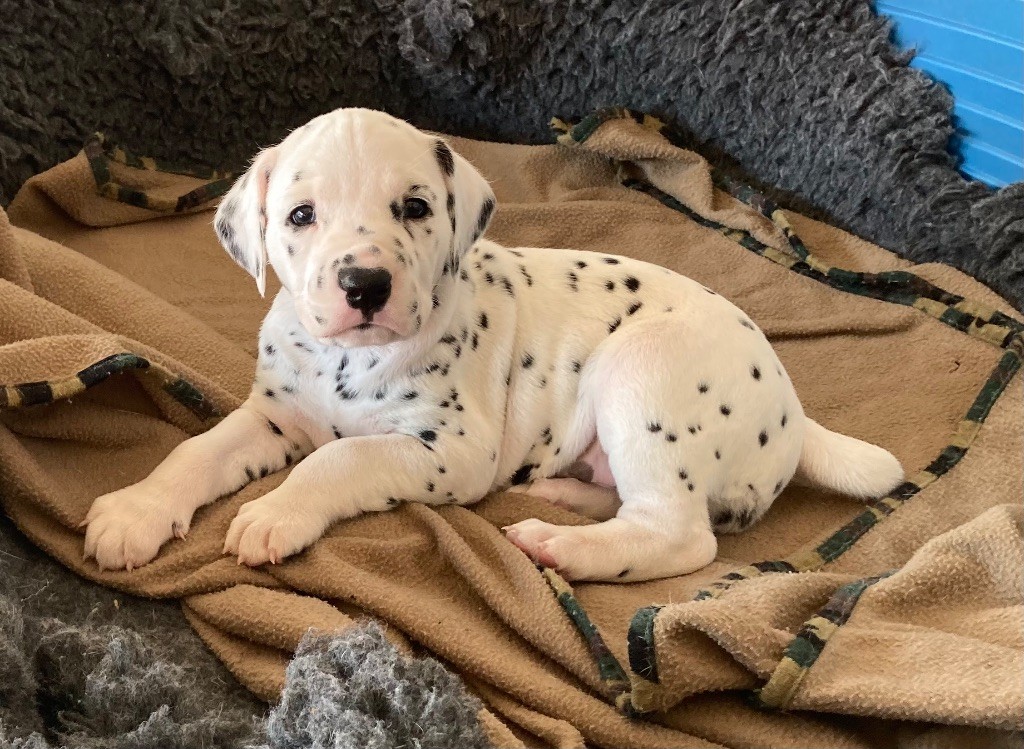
0 1 1022 747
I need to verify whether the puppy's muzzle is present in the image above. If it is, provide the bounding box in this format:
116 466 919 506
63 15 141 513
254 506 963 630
337 266 392 316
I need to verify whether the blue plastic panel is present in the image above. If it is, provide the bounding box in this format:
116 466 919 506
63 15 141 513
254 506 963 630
875 0 1024 188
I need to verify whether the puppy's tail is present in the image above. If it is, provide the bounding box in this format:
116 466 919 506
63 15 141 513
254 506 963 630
794 418 904 499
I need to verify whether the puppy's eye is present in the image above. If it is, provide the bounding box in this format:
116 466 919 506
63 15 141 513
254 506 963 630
402 197 431 220
288 204 316 226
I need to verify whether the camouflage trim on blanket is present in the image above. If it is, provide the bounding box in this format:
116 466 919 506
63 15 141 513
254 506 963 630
542 568 634 712
555 109 1024 348
754 572 894 710
626 178 1022 349
0 352 221 420
84 133 236 213
552 107 1024 715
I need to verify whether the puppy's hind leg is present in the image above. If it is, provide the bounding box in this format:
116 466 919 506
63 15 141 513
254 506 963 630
505 318 719 582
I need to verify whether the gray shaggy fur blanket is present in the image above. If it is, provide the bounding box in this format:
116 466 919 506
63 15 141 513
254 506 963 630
0 1 1021 747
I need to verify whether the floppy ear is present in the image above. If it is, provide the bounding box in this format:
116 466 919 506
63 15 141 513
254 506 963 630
437 139 496 268
213 147 279 297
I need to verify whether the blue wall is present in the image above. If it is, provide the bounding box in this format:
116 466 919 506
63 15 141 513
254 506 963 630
874 0 1023 187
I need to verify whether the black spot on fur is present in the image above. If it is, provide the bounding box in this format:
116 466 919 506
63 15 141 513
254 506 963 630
781 413 788 428
356 225 369 235
403 391 419 400
751 365 761 380
268 420 282 436
608 317 621 333
603 257 620 264
567 271 579 291
475 198 495 240
478 312 488 329
519 264 533 285
605 280 615 291
740 318 756 330
666 433 677 442
624 276 640 292
426 481 435 493
333 426 343 439
759 430 769 447
434 140 455 176
627 302 643 315
714 449 721 460
419 429 437 442
687 482 695 492
688 426 697 435
678 468 688 480
617 569 631 578
245 467 256 482
575 260 587 269
571 360 582 373
521 353 534 368
698 382 709 393
720 405 731 417
774 480 783 495
509 463 536 485
264 344 276 356
264 388 276 399
649 422 662 433
713 510 734 527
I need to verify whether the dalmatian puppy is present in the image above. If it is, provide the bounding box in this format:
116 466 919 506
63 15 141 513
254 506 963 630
83 108 904 581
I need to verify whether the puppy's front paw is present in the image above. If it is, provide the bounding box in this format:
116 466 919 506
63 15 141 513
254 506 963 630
83 484 190 571
223 493 324 566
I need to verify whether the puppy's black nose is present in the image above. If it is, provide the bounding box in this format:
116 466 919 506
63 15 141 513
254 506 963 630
337 267 392 314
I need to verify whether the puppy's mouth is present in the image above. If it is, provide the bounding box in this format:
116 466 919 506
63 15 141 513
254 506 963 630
308 310 407 346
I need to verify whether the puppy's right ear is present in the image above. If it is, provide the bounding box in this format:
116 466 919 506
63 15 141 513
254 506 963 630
213 147 279 297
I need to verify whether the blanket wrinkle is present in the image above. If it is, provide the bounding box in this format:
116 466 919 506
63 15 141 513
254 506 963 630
1 110 1021 748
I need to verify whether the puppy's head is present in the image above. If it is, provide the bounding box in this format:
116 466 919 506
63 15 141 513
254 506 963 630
214 108 495 347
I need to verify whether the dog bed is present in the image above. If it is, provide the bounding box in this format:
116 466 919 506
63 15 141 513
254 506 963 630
1 109 1020 748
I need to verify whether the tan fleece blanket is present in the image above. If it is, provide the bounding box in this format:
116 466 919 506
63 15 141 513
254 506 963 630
2 110 1021 749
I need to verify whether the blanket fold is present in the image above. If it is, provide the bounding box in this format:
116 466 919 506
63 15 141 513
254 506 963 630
1 109 1020 748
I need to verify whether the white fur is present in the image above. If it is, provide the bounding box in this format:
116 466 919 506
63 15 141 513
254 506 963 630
83 108 904 580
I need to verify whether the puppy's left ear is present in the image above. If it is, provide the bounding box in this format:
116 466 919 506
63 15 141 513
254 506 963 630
213 146 279 297
437 139 496 263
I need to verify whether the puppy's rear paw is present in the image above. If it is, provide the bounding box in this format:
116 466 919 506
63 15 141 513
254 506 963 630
502 518 565 572
83 484 189 571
